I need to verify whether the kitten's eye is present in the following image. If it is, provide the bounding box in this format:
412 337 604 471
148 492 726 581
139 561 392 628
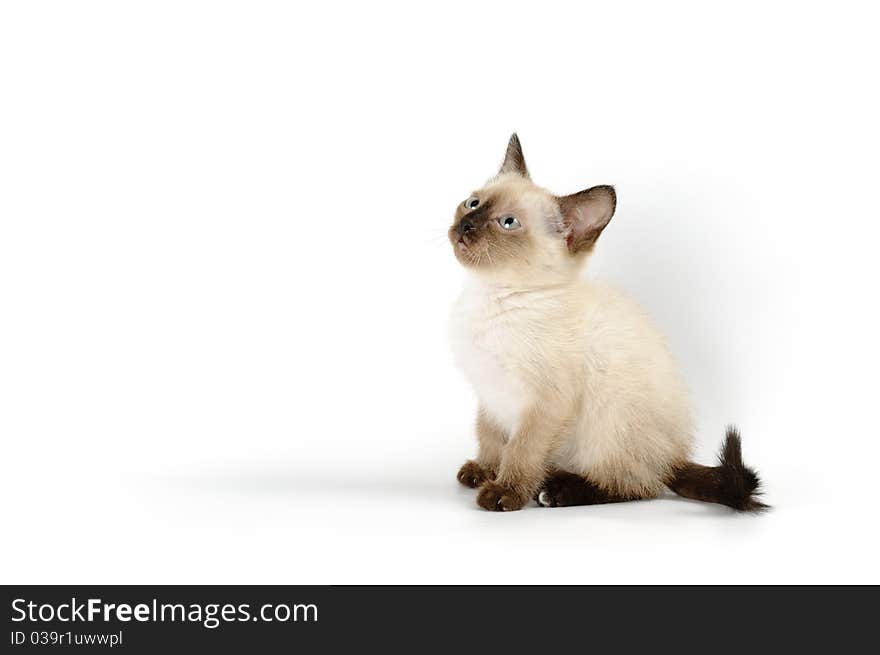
499 216 520 230
464 197 479 210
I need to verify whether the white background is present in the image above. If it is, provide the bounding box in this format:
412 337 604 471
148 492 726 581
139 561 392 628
2 1 878 584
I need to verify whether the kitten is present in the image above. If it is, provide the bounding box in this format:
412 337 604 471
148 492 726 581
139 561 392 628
449 134 766 512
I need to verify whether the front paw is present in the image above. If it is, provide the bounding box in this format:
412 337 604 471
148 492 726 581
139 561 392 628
476 481 528 511
457 460 494 488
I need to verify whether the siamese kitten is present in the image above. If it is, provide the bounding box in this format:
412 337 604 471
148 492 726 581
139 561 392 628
449 134 766 512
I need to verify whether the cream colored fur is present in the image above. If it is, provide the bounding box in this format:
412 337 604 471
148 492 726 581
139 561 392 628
450 172 694 502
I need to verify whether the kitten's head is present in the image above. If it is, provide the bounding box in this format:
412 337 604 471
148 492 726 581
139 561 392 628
449 134 616 285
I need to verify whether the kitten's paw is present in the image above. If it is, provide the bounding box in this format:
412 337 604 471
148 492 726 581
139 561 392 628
536 472 581 507
476 481 527 512
457 460 494 488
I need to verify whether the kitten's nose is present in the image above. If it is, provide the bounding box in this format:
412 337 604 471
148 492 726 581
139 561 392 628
458 218 475 237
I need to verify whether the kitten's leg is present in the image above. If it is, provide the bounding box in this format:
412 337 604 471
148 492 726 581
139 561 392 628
476 407 564 511
456 407 505 488
535 471 639 507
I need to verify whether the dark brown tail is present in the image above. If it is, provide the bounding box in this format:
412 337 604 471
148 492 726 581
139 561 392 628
667 427 768 512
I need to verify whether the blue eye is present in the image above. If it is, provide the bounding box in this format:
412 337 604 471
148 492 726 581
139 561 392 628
499 216 520 230
464 197 479 210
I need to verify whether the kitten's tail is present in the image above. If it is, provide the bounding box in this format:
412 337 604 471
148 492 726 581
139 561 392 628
667 427 768 512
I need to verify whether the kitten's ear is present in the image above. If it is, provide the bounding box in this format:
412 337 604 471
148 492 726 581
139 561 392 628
557 185 617 254
498 133 530 178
